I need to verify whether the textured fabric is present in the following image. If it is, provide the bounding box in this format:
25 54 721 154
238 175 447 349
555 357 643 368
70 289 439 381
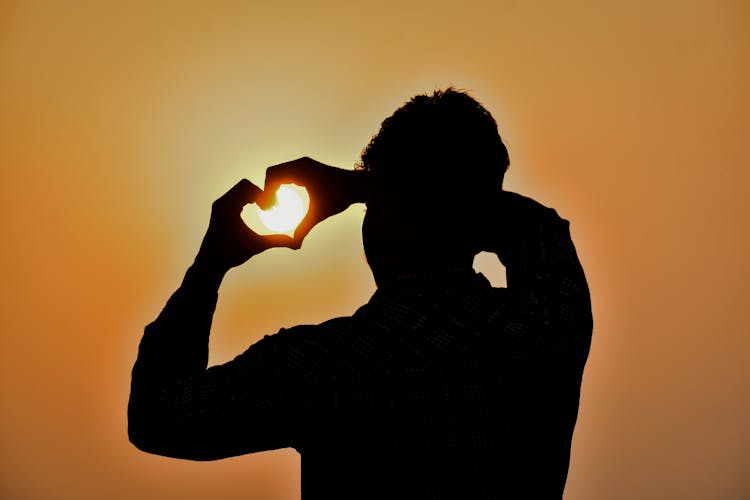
129 195 592 499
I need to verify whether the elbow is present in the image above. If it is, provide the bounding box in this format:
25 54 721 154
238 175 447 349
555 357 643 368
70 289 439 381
128 392 158 454
128 429 153 455
127 413 226 462
127 387 192 459
128 420 194 460
127 407 175 458
128 414 164 457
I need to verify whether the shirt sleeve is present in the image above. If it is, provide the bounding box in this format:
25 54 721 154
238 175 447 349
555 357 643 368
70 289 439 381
128 266 303 461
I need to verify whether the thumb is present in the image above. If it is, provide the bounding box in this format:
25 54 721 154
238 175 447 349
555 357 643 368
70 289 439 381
292 215 316 242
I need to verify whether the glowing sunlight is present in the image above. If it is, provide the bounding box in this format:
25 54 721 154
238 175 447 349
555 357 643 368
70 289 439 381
255 184 309 235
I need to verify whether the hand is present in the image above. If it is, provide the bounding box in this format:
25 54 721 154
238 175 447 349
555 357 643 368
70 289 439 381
194 179 298 274
262 157 368 243
477 190 556 261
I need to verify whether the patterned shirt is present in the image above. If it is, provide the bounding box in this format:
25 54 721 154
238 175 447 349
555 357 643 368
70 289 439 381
129 193 592 499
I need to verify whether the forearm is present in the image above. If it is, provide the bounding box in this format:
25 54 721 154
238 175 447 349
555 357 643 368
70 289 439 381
137 262 224 373
128 262 224 449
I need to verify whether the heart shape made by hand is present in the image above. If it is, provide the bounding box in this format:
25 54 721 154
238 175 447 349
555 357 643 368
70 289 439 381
241 183 310 236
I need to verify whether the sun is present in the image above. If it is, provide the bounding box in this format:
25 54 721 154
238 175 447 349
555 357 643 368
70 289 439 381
257 184 309 235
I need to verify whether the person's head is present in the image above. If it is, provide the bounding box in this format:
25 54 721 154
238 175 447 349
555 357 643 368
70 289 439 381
357 88 509 285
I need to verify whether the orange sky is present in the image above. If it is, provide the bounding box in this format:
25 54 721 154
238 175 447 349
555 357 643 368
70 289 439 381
1 1 749 498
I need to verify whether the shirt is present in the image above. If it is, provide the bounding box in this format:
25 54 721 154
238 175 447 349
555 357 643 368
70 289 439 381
128 193 592 499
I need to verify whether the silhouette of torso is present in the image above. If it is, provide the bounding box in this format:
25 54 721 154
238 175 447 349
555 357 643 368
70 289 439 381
296 271 588 499
129 200 591 500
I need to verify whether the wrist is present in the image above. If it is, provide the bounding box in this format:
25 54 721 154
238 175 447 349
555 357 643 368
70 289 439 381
184 258 228 291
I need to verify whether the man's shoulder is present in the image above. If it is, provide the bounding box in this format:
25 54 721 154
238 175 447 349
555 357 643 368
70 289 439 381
272 313 363 343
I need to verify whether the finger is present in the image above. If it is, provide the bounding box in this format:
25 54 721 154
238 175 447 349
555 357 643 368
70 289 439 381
261 158 310 207
292 216 314 242
215 179 263 212
292 204 319 242
261 157 328 208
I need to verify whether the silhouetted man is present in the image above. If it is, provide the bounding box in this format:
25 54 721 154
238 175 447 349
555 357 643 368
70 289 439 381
129 89 592 499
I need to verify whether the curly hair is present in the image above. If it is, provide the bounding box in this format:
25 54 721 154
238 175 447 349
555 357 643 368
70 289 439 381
358 88 509 194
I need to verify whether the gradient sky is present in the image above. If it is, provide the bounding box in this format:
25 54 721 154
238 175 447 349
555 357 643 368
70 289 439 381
1 1 749 498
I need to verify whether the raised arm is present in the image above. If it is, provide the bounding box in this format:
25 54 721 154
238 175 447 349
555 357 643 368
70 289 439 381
128 179 298 459
483 191 592 338
129 162 367 460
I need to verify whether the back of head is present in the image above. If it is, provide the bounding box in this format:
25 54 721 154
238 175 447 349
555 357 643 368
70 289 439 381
358 88 509 202
358 89 510 282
